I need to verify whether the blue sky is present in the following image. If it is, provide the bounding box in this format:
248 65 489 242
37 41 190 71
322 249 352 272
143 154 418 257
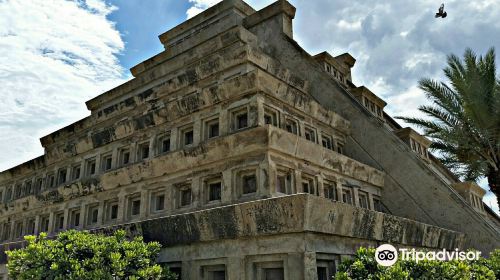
104 0 271 71
0 0 498 212
106 0 190 70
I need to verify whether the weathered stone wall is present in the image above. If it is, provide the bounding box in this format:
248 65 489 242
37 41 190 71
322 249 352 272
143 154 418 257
0 195 464 279
244 0 499 253
0 126 383 230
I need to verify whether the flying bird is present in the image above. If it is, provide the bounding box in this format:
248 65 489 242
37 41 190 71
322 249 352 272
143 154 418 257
435 3 447 18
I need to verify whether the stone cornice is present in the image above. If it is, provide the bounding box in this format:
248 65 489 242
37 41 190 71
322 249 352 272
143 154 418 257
0 194 466 264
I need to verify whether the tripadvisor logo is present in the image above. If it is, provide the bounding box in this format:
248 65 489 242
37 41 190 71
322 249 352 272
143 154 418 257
375 244 482 267
375 244 398 266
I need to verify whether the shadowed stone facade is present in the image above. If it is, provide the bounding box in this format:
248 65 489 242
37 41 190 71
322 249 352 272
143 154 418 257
0 0 498 279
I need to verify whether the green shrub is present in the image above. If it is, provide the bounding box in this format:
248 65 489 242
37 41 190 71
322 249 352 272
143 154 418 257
6 230 177 280
335 247 497 280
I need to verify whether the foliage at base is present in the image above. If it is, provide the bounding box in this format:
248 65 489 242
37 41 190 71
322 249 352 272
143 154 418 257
335 247 499 280
6 230 177 280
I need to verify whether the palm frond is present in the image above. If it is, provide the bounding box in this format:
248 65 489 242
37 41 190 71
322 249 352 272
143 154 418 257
398 47 500 184
418 79 462 119
395 116 446 136
418 105 460 127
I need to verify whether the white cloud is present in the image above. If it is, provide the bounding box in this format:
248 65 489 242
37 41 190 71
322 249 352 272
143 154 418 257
186 0 271 18
186 0 221 18
337 19 362 31
484 193 499 215
479 178 499 215
0 0 127 172
383 85 430 125
186 0 500 210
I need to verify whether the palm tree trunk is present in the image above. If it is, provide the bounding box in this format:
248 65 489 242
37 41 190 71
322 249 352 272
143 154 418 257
487 167 500 207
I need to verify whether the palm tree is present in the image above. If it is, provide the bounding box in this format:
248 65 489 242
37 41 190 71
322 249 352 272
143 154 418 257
397 48 500 205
